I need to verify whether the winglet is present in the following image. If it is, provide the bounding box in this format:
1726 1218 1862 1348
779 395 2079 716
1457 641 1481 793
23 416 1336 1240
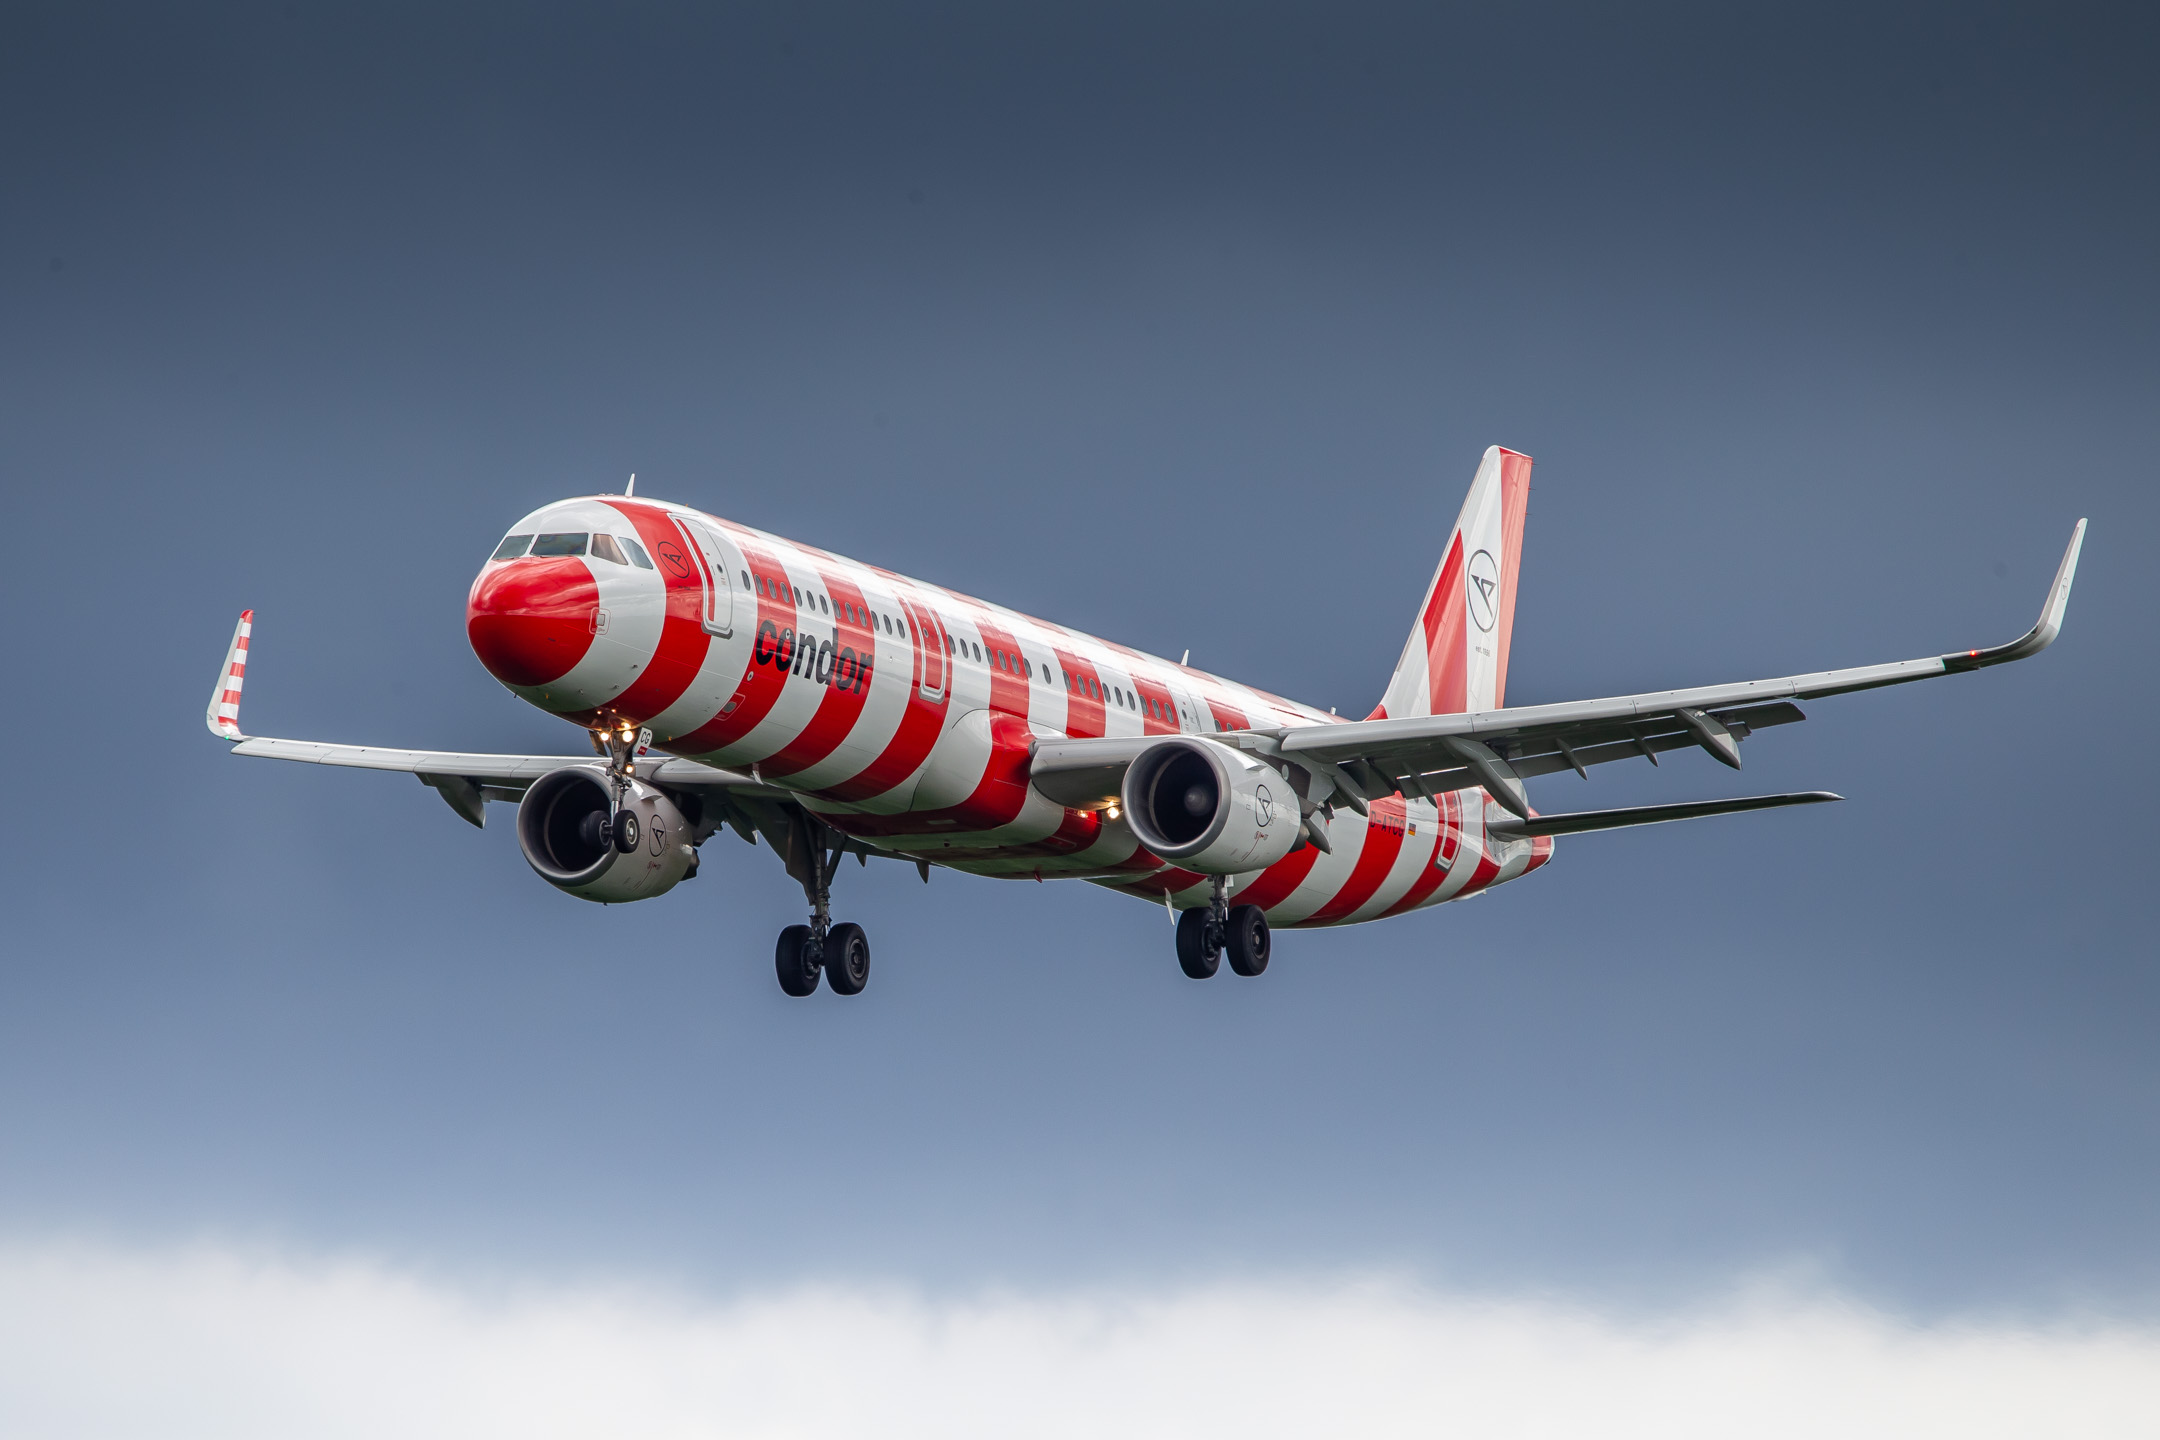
1942 519 2086 672
205 609 254 740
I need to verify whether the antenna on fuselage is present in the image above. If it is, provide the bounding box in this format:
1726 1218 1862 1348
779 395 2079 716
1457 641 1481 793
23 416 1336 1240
625 473 636 497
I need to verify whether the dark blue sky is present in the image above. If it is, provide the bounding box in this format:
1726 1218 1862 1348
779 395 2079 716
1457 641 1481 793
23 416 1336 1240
2 2 2154 1318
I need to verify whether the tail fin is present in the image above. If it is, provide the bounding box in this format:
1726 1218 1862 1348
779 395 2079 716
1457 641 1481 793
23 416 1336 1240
1372 447 1532 720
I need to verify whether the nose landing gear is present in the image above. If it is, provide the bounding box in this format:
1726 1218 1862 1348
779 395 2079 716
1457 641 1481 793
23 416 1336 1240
1174 878 1270 980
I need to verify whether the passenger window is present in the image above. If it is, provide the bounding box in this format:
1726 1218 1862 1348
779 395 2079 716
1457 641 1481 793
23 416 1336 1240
589 534 627 565
491 534 533 560
757 577 768 596
531 533 588 557
740 570 750 588
882 614 893 635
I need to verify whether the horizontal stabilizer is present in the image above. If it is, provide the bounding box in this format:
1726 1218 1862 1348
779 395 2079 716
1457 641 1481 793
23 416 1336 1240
1486 791 1842 839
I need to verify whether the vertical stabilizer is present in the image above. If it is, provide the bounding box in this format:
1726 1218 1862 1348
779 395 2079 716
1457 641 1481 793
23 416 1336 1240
1371 447 1532 720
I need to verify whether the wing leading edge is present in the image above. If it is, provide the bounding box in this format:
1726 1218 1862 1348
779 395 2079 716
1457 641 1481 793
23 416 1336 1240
1031 520 2086 820
1274 519 2085 816
206 616 777 827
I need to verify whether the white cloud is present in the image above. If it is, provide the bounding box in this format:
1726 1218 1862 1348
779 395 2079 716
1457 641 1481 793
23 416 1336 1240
0 1242 2155 1440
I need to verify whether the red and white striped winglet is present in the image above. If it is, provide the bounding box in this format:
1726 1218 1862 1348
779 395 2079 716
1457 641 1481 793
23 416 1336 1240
205 609 253 740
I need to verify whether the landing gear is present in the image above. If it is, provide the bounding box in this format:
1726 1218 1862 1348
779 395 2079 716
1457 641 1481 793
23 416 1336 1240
773 816 871 997
776 924 820 996
1225 903 1270 977
1175 907 1220 979
1175 880 1272 980
824 922 871 995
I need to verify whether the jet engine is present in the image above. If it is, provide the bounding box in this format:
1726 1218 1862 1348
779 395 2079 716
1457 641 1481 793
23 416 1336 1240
1121 737 1298 875
517 764 696 902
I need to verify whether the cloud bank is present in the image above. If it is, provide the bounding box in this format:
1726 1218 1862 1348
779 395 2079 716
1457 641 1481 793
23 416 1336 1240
1 1243 2155 1439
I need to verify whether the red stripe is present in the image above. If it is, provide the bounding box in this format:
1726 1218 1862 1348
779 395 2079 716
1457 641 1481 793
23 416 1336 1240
1231 839 1323 911
820 593 951 803
1523 833 1554 874
667 537 799 753
911 806 1109 863
823 709 1037 838
1453 846 1502 898
1378 791 1460 918
1205 697 1248 731
1296 798 1407 926
1052 645 1106 738
1131 674 1179 735
1491 450 1533 708
1113 864 1208 897
1424 533 1467 716
580 500 715 729
754 567 880 778
976 620 1033 720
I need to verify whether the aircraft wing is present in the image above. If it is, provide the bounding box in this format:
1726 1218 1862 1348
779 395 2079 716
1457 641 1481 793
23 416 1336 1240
206 610 780 828
1036 520 2086 819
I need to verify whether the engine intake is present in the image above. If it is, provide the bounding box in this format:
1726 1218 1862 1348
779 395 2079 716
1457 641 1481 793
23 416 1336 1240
517 764 695 903
1121 737 1298 876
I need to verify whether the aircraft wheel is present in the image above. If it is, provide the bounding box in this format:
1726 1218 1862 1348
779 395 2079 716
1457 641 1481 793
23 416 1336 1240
1175 907 1220 980
1225 904 1270 977
775 924 821 997
824 922 871 996
611 809 641 854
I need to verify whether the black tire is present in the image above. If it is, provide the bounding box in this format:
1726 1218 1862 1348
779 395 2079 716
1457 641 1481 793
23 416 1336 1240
611 809 641 854
1175 907 1221 980
1225 903 1270 977
775 924 820 996
824 922 871 995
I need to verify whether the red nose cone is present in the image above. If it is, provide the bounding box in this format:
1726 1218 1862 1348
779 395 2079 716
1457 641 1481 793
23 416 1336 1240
467 559 600 687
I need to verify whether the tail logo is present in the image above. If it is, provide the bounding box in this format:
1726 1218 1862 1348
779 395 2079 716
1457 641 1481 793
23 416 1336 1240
1466 549 1500 632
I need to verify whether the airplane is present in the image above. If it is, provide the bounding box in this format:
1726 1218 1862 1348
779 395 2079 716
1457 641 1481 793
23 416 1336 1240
206 448 2086 997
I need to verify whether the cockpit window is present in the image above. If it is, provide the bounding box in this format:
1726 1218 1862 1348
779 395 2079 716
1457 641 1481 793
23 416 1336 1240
590 534 627 565
531 533 589 557
492 534 534 561
623 537 655 570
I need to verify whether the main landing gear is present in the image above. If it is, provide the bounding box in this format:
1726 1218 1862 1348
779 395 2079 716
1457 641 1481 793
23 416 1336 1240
774 821 871 998
1175 877 1270 980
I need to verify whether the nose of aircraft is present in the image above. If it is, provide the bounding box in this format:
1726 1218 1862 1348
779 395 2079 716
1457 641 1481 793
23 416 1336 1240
467 558 600 687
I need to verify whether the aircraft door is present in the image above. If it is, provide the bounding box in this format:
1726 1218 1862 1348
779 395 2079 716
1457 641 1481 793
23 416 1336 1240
904 597 947 704
671 516 737 638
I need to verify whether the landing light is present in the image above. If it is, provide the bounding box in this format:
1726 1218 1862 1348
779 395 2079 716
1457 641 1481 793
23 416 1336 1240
1106 804 1121 820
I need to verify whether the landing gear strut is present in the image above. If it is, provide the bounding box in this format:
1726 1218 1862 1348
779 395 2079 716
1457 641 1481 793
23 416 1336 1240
773 816 871 997
1175 877 1270 980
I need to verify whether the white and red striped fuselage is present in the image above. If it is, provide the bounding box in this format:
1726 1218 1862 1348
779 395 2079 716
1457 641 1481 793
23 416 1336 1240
466 495 1551 924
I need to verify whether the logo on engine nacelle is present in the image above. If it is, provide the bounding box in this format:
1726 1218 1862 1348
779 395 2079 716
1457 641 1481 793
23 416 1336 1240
1467 549 1500 632
1254 782 1274 826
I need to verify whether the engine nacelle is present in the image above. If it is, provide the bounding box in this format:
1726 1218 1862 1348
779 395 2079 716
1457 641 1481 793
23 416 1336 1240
1121 737 1298 875
517 764 696 903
